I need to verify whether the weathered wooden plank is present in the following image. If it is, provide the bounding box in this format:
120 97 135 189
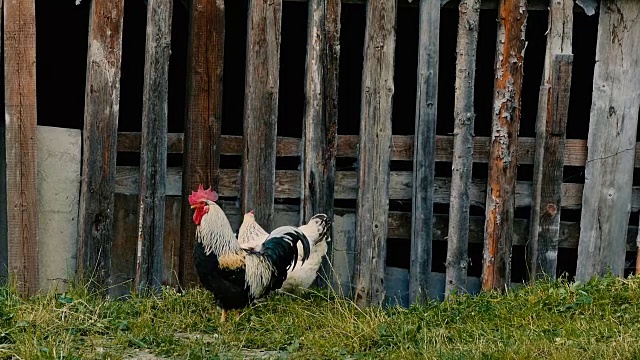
241 0 283 232
284 0 570 11
179 0 225 287
482 0 527 292
117 167 640 213
301 0 341 287
528 57 573 281
576 0 640 282
353 0 397 308
445 0 480 298
409 0 440 304
4 0 38 295
118 132 610 167
528 0 573 282
136 0 173 293
0 0 5 283
77 0 125 292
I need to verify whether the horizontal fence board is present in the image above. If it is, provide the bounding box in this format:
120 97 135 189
115 167 634 211
115 197 640 253
117 132 631 168
284 0 564 11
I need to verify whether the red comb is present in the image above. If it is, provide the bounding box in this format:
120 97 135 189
248 210 254 215
188 184 218 205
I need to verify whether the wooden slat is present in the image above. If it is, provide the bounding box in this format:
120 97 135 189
76 0 125 292
352 0 397 308
301 0 341 287
241 0 283 231
4 0 38 296
409 0 440 304
179 0 225 287
284 0 569 11
576 0 640 282
482 0 527 291
445 0 480 298
116 167 640 213
528 0 573 282
117 132 620 168
529 62 573 279
135 0 173 293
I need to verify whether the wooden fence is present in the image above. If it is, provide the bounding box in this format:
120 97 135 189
2 0 640 307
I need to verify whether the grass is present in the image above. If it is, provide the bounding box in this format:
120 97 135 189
2 275 640 359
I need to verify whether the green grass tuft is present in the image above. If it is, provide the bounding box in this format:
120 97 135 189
2 275 640 359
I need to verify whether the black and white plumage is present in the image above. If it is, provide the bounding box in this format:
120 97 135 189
189 185 310 322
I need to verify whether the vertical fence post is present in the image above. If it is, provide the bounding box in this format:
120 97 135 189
409 0 440 304
527 0 573 281
576 0 640 282
136 0 173 293
77 0 125 293
4 0 38 296
352 0 397 308
179 0 225 287
482 0 527 291
301 0 341 287
241 0 283 232
445 0 480 299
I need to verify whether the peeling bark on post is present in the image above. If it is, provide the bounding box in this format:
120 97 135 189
241 0 283 232
352 0 397 308
409 0 440 304
77 0 125 292
527 0 572 282
481 0 527 292
445 0 480 299
301 0 341 287
576 0 640 282
179 0 225 287
136 0 173 293
4 0 38 296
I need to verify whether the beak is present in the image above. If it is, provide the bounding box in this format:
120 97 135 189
190 204 198 209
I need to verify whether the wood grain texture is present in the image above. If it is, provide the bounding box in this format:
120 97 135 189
76 0 125 292
117 132 640 169
241 0 283 232
301 0 341 287
445 0 480 298
528 0 573 282
576 0 640 282
4 0 39 296
179 0 225 287
136 0 173 293
482 0 527 292
528 54 573 280
352 0 397 308
409 0 440 304
284 0 571 11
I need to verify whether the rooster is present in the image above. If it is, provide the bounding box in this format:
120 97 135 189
189 185 311 322
238 210 330 293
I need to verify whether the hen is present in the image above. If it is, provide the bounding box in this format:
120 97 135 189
238 210 330 293
189 185 310 322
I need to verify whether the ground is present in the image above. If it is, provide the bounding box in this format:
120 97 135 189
2 275 640 359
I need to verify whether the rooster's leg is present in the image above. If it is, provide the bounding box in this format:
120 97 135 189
234 309 240 320
221 309 228 323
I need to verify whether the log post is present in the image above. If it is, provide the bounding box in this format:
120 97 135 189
135 0 173 293
352 0 397 307
445 0 480 298
179 0 225 287
241 0 283 232
301 0 341 287
4 0 38 296
481 0 527 291
409 0 440 303
77 0 125 292
576 0 640 282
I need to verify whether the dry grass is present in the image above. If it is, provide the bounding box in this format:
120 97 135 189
2 275 640 359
